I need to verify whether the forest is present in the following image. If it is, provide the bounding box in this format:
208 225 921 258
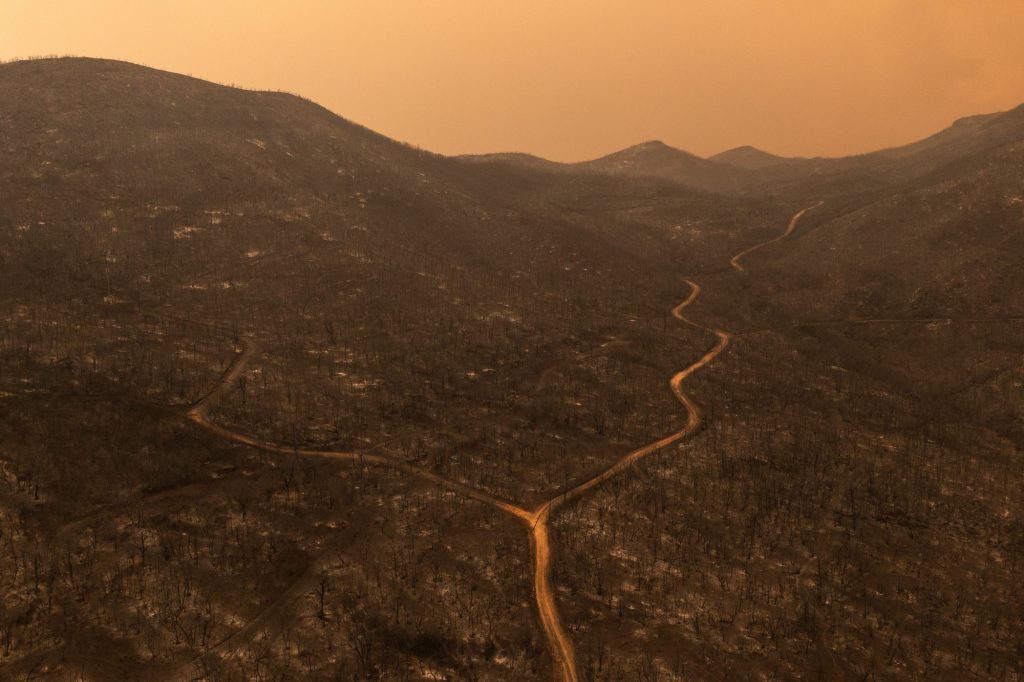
1 57 1023 680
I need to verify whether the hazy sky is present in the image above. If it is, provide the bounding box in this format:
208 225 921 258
3 1 1023 161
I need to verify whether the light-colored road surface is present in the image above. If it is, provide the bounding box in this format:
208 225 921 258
730 200 824 272
528 507 577 682
181 204 823 681
189 361 531 522
524 279 730 681
544 283 728 514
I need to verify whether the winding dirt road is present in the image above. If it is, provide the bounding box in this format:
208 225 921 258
182 203 826 680
730 200 824 272
190 369 531 522
524 280 731 680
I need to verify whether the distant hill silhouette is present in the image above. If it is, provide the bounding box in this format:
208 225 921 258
462 140 749 193
574 140 748 192
709 145 794 170
465 106 1024 199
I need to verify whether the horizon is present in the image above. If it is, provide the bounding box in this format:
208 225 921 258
2 53 1015 165
2 1 1023 162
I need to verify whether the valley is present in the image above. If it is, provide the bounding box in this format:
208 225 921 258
1 58 1023 680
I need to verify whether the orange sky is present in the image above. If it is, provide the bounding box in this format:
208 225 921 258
3 1 1023 161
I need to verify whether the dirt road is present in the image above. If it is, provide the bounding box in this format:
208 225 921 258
522 278 732 680
519 203 823 679
190 375 530 521
730 200 824 272
528 506 578 682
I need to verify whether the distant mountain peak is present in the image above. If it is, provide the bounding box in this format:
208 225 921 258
709 145 790 170
570 138 746 192
722 144 761 153
631 139 671 150
602 139 701 162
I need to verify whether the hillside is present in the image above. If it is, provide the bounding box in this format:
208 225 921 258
573 140 749 193
1 57 1023 681
2 57 796 511
456 151 566 173
0 57 786 680
703 104 1024 323
463 107 1024 201
733 105 1024 199
461 140 750 194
